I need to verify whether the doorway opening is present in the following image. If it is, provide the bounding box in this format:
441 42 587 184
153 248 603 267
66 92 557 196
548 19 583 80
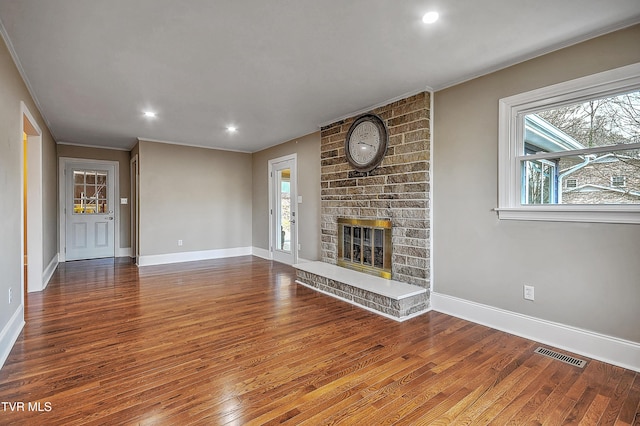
21 103 44 294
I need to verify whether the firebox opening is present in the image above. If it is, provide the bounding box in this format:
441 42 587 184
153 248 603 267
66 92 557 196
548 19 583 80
337 218 392 279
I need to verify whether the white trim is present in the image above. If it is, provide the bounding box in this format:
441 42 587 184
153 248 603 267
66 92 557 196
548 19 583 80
42 254 59 291
251 246 272 260
58 158 120 262
495 207 640 224
21 102 45 293
519 141 640 162
117 247 133 257
295 257 314 264
0 305 25 371
136 137 251 154
56 141 132 152
431 292 640 373
137 247 252 267
130 154 140 262
319 86 433 128
296 280 431 322
497 62 640 224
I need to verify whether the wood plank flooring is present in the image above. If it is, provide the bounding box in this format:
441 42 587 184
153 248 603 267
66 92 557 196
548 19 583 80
0 256 638 425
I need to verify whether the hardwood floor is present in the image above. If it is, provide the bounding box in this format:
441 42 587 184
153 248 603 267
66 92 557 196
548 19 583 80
1 256 638 425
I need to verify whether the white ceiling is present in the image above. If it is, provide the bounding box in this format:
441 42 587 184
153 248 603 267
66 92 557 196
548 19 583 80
1 1 639 152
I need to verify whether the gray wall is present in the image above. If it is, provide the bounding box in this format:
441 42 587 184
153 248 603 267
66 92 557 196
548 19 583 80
138 140 253 256
57 144 132 249
0 35 57 342
433 24 640 343
252 131 321 261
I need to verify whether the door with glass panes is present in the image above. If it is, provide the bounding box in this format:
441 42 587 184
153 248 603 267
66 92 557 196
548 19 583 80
65 162 116 260
271 156 297 265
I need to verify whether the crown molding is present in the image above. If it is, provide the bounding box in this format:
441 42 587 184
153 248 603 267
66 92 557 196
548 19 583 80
136 137 252 154
0 17 57 141
56 141 133 152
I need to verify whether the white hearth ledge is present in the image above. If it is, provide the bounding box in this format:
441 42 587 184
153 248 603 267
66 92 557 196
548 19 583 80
294 261 425 300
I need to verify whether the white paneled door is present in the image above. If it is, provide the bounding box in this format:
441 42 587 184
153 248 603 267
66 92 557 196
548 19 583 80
65 162 116 260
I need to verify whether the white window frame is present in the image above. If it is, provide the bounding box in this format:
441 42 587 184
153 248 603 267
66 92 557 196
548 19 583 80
498 62 640 224
611 175 626 187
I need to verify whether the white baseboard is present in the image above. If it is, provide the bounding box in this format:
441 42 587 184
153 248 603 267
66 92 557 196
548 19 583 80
251 247 272 260
0 305 24 371
117 247 132 257
138 246 253 266
431 292 640 373
296 257 314 264
42 254 59 291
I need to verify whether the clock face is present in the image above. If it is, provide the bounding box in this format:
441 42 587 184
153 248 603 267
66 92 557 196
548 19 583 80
345 114 388 172
349 121 380 165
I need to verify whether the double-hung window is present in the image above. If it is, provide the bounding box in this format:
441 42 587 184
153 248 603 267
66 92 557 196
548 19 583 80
498 63 640 224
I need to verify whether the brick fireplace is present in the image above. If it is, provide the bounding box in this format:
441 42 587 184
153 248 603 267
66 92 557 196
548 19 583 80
294 91 431 320
320 92 431 289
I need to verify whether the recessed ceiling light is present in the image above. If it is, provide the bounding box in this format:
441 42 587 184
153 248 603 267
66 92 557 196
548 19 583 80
143 111 157 118
422 11 439 24
227 126 237 133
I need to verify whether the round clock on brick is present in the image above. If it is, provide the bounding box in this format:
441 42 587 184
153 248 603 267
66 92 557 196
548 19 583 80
345 114 388 172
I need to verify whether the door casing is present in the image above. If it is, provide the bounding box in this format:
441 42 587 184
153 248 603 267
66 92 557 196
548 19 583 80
21 102 44 293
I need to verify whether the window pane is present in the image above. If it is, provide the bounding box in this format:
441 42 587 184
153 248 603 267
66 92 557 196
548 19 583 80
276 169 291 252
524 90 640 155
522 149 640 205
74 185 84 199
561 150 640 204
96 172 107 186
72 169 110 214
73 199 84 213
73 171 85 185
84 200 97 213
522 160 556 204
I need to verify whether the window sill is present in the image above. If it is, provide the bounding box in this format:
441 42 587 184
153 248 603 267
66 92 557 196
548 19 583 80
495 207 640 224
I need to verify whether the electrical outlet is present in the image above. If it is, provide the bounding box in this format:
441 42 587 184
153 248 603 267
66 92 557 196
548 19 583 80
178 240 183 246
8 287 12 304
524 285 535 301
